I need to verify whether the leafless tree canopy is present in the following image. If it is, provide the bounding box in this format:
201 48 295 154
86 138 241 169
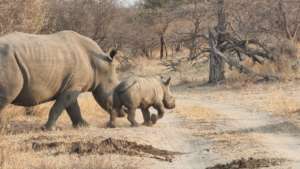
0 0 299 82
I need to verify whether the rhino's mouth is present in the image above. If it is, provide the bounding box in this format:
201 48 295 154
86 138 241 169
165 103 176 109
163 98 176 109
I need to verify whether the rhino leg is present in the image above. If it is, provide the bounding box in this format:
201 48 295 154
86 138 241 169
0 81 23 125
141 108 152 126
0 98 8 121
107 109 118 128
42 91 80 131
118 106 126 117
153 103 165 119
127 108 139 127
66 100 88 128
107 97 123 128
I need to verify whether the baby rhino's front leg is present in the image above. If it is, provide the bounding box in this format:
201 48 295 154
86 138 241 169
151 103 165 124
141 108 152 126
127 108 139 127
154 103 165 119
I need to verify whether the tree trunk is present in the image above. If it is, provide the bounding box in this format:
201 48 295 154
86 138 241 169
189 18 200 60
160 34 168 59
164 38 168 58
189 38 196 59
175 42 182 52
160 35 164 60
171 45 174 57
150 49 153 58
208 0 226 83
143 47 150 58
209 53 225 83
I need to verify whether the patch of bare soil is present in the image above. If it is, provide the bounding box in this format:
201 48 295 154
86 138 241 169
206 157 286 169
29 137 182 162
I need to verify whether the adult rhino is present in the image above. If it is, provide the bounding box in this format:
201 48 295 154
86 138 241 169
0 31 118 130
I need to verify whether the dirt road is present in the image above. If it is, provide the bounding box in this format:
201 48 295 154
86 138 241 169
171 82 300 169
174 95 300 169
2 82 300 169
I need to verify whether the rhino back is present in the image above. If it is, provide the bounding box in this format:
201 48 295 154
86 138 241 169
116 77 164 108
0 31 100 106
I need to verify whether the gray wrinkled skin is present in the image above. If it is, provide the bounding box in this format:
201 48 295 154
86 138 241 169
108 76 176 128
0 31 118 130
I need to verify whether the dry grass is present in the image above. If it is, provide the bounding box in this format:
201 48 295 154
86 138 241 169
0 93 139 169
133 58 164 76
0 93 108 135
259 89 300 116
195 81 300 118
176 104 218 122
0 151 137 169
0 140 5 169
0 106 25 134
118 50 207 87
208 132 278 163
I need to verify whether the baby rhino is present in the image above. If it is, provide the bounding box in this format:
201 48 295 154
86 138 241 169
107 76 176 128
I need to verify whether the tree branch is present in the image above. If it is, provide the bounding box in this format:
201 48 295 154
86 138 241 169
208 30 279 81
279 0 293 40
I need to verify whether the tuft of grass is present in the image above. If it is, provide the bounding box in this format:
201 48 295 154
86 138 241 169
176 103 219 122
0 106 21 134
0 145 5 169
260 89 299 116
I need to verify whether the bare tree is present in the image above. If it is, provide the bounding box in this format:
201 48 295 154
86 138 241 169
208 0 226 83
0 0 46 35
175 0 212 60
41 0 117 50
278 0 300 42
138 0 185 59
208 0 278 83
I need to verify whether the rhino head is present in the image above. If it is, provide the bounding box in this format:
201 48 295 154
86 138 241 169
92 49 119 112
161 76 176 109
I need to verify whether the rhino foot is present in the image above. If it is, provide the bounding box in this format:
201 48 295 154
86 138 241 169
142 121 153 127
73 120 89 128
117 112 126 118
130 122 140 127
117 108 127 118
151 114 158 124
41 125 60 131
106 121 116 128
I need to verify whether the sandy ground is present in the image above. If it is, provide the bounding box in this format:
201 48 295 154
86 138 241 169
1 79 300 169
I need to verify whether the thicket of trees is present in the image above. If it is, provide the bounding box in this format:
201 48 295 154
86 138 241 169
0 0 299 83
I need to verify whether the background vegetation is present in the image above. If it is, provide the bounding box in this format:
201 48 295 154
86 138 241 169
0 0 299 83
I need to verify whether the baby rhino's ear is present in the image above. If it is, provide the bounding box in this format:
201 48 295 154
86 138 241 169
110 49 117 59
164 77 171 86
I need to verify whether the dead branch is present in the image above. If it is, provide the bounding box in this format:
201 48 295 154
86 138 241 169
208 30 279 81
215 33 273 63
190 48 210 60
278 0 299 41
279 0 293 40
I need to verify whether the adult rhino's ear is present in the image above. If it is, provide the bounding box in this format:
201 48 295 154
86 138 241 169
109 49 117 61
